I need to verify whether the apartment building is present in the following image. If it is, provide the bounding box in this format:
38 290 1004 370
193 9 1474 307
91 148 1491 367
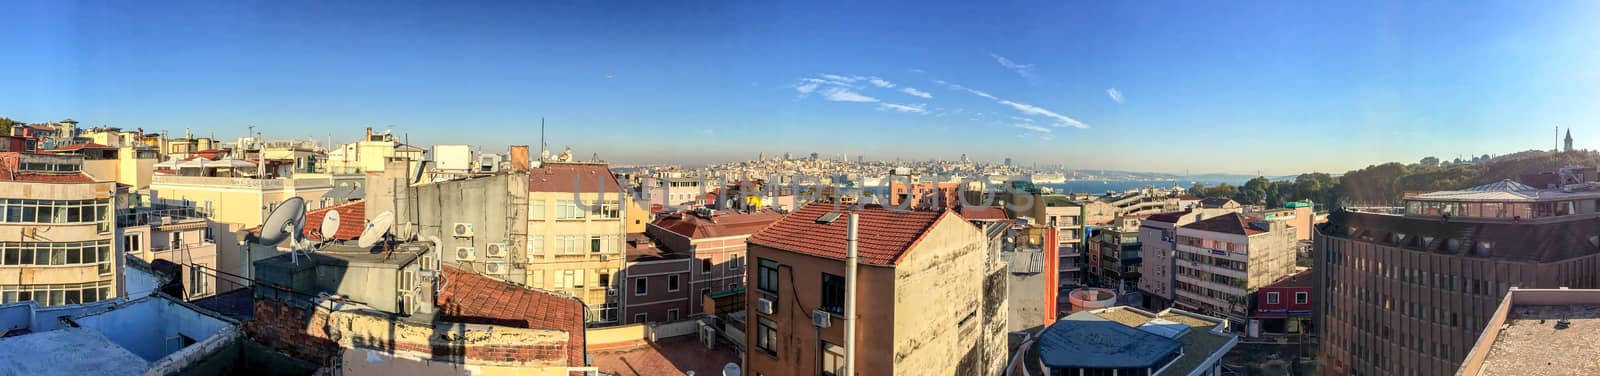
49 142 159 189
115 198 224 300
525 162 631 324
1316 174 1600 375
1045 199 1086 291
744 204 1007 376
1138 208 1244 311
0 153 119 307
1089 226 1141 290
1251 269 1313 336
644 209 781 317
1171 212 1297 327
621 234 692 324
149 170 333 286
324 128 425 174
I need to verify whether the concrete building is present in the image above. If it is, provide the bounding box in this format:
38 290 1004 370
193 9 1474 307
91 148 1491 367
1079 189 1184 226
49 143 159 189
0 293 242 376
1000 223 1060 332
643 209 782 319
621 233 692 324
1089 226 1142 291
1255 200 1315 242
324 128 425 174
525 162 633 324
149 172 333 289
1457 288 1600 376
1024 306 1238 376
0 152 120 307
1315 174 1600 375
1137 208 1245 311
116 198 224 300
1171 212 1297 327
1045 201 1086 291
744 204 1008 376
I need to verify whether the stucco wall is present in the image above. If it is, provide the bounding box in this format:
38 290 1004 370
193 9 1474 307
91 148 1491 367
892 213 997 375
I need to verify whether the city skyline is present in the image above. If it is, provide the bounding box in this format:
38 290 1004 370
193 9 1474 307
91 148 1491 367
6 1 1600 175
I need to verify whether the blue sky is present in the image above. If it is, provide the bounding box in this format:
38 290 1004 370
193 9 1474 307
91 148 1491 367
4 1 1600 175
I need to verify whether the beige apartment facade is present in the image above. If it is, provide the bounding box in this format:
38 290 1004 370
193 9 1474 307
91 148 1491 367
0 154 119 307
116 204 223 300
1171 212 1297 326
148 174 332 287
524 162 631 324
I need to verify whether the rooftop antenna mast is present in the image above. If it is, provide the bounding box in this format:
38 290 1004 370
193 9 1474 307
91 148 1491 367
540 118 547 162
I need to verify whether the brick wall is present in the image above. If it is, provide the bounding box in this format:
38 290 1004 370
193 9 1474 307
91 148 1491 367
248 299 576 368
244 300 341 364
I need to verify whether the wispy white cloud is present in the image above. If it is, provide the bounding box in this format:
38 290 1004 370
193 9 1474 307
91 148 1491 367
907 68 925 74
1012 123 1052 133
820 87 879 103
878 103 926 113
1107 88 1124 104
991 54 1037 80
1011 116 1034 123
998 100 1088 128
936 80 1089 129
900 87 932 98
701 128 715 135
794 83 820 95
868 77 895 88
818 74 859 83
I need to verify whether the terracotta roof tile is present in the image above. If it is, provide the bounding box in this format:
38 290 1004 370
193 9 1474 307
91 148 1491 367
8 172 97 183
304 201 366 241
437 266 586 366
747 204 951 266
50 143 113 151
1145 210 1191 224
528 162 623 193
956 205 1010 221
1181 212 1264 235
650 210 783 239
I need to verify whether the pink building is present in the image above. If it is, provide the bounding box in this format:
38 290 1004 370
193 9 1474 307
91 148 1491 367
643 210 782 317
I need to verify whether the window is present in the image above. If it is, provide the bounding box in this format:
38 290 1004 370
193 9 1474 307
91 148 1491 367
190 266 210 296
598 272 610 288
556 200 583 219
702 258 713 274
171 231 184 249
668 275 680 292
0 199 110 225
758 259 779 294
729 254 743 270
0 280 114 306
531 270 545 288
667 309 679 322
635 278 648 296
756 318 778 356
556 269 585 288
591 236 603 253
1266 292 1280 305
558 236 582 254
634 313 648 324
122 234 141 254
528 235 544 256
822 341 845 376
821 273 845 315
1296 291 1309 304
530 200 546 219
598 303 618 322
597 200 621 218
728 282 740 291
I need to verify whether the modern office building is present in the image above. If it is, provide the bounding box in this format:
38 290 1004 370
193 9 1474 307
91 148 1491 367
1316 172 1600 375
0 152 119 307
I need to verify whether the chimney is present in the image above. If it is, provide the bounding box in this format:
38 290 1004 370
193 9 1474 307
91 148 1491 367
509 145 529 173
365 127 373 142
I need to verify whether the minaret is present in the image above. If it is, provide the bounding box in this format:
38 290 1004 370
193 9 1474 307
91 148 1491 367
1565 128 1574 152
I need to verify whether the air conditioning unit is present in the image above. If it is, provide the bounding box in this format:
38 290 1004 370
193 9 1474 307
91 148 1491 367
486 243 506 258
756 298 774 315
599 254 609 262
456 247 476 261
607 288 618 296
812 309 832 328
452 223 474 238
485 262 507 275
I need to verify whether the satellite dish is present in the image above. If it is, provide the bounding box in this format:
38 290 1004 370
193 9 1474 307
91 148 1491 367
257 197 307 247
723 363 740 376
320 209 341 241
358 211 395 248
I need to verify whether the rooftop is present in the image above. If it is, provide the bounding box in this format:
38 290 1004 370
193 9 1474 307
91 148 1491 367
1264 269 1315 289
1322 210 1600 263
1034 307 1237 375
1462 289 1600 376
528 162 623 193
436 266 587 366
1181 212 1264 236
0 327 148 376
1407 179 1600 202
747 204 953 266
590 336 741 376
650 210 783 240
1144 210 1192 224
955 205 1010 221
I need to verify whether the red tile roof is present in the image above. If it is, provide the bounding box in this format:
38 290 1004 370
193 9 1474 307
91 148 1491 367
1144 210 1192 224
651 210 783 239
437 266 586 366
747 204 958 266
528 162 623 193
304 201 366 241
1181 212 1265 236
955 205 1010 221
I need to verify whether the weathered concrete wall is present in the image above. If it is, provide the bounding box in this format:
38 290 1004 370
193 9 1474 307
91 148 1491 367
892 213 997 375
73 297 236 362
586 323 648 346
742 243 898 376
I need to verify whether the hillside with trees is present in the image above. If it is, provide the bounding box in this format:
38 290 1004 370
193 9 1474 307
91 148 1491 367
1189 150 1600 209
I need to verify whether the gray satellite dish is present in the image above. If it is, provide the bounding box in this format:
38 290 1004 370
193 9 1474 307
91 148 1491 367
358 211 395 248
319 209 341 241
258 197 307 247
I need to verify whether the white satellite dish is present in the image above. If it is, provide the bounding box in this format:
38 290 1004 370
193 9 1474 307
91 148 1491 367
723 363 740 376
358 211 395 248
257 197 307 247
320 209 341 241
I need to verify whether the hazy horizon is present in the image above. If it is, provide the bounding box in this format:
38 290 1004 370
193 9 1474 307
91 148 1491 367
6 1 1600 176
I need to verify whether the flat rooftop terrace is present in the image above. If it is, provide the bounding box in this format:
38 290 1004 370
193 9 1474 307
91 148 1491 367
1478 304 1600 375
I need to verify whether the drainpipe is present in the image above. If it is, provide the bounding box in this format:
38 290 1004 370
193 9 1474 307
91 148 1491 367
844 213 858 376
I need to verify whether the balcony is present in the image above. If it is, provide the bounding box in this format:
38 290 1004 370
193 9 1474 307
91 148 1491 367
117 206 209 227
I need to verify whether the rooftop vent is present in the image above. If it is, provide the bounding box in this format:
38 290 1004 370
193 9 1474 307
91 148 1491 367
1556 319 1572 330
815 212 842 224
